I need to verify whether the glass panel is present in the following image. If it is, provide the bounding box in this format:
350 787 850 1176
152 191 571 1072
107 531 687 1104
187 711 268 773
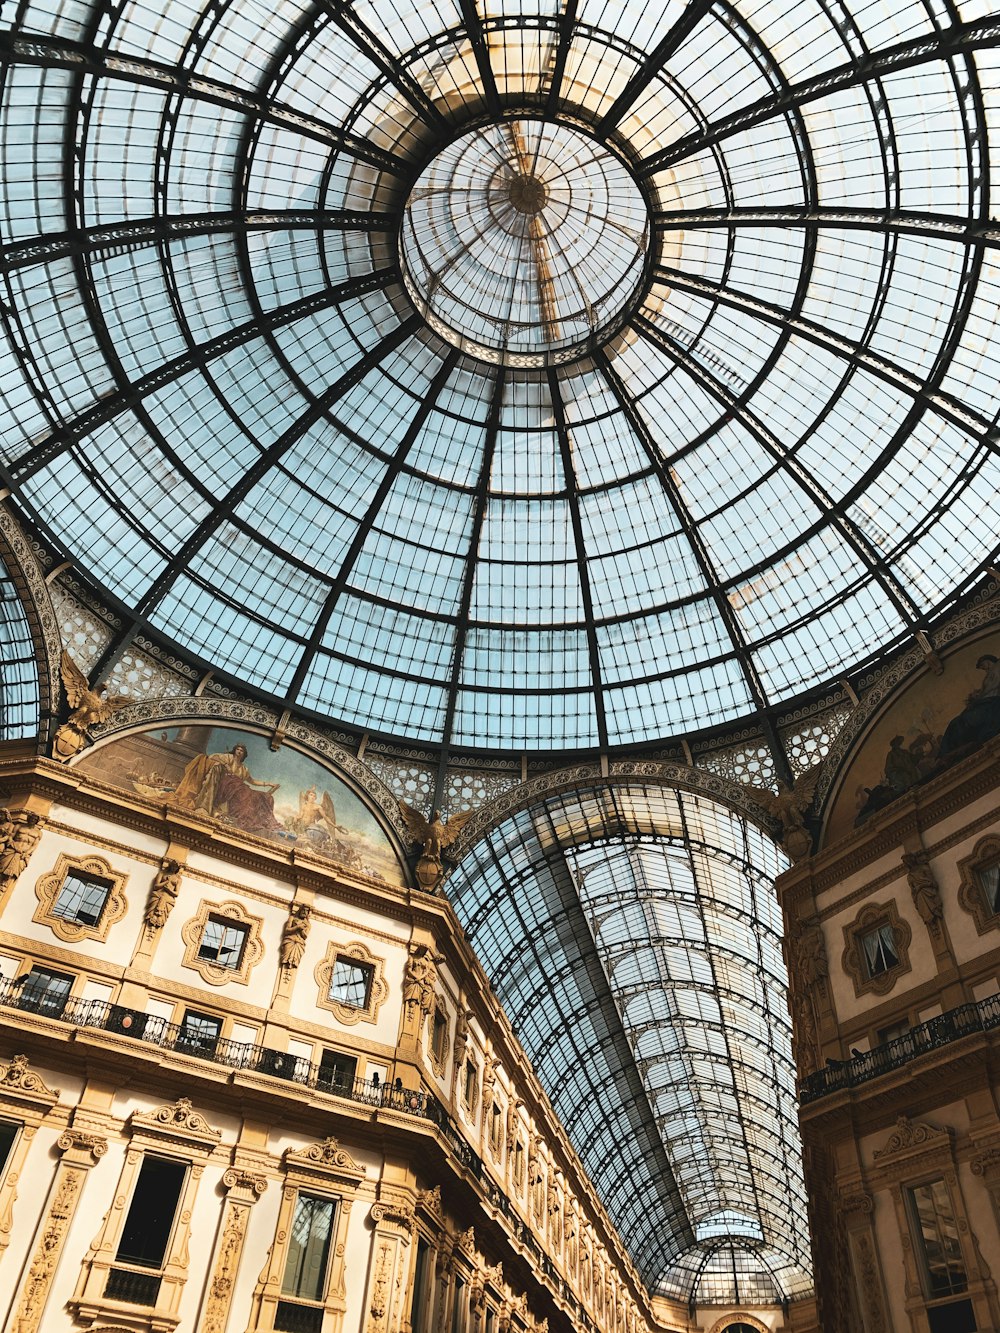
327 958 372 1008
52 870 111 926
0 1121 18 1175
908 1179 968 1297
198 918 247 968
178 1010 221 1054
19 968 72 1017
862 925 899 977
116 1156 186 1268
317 1049 357 1092
976 863 1000 915
281 1193 335 1302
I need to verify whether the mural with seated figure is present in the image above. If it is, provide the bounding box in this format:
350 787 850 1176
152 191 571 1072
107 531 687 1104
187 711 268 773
76 724 404 885
826 633 1000 844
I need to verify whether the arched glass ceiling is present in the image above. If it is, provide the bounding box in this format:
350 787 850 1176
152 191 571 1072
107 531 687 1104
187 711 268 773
447 784 811 1302
0 0 999 753
0 553 40 741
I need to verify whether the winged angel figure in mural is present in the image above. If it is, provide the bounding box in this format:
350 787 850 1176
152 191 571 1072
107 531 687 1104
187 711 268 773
758 765 823 863
399 802 475 892
52 650 129 762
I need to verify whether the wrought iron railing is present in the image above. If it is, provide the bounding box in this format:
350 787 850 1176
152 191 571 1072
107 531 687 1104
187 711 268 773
0 978 430 1117
104 1266 161 1304
799 991 1000 1103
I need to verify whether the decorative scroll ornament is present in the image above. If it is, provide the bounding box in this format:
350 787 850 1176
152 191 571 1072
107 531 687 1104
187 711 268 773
971 1147 1000 1178
838 1190 874 1216
0 1053 55 1097
873 1114 950 1159
0 808 42 892
301 1136 361 1170
222 1168 268 1196
148 1097 219 1137
399 801 475 891
55 1130 107 1160
52 649 129 761
456 1225 476 1255
370 1201 415 1232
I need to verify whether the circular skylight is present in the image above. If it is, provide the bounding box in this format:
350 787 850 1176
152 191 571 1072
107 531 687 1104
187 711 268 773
0 0 998 755
400 120 651 364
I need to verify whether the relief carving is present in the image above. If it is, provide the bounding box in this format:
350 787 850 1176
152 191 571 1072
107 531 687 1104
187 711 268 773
14 1168 83 1333
0 1053 56 1098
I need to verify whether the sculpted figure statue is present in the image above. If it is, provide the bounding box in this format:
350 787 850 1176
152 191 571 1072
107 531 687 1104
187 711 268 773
144 858 181 930
403 944 441 1014
280 903 312 968
0 809 41 891
903 850 943 930
53 650 128 761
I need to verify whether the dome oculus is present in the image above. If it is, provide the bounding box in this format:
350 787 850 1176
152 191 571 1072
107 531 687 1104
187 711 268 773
400 119 651 365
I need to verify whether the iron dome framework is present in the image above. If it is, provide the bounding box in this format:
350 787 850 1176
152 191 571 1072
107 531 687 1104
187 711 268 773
0 0 997 764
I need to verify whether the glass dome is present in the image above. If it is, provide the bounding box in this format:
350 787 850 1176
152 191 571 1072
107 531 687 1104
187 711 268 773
0 0 998 759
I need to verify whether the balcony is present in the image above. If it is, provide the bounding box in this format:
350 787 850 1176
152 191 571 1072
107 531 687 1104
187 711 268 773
0 977 430 1118
799 991 1000 1104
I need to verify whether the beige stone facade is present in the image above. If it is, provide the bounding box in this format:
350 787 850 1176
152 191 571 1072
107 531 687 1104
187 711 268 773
0 742 793 1333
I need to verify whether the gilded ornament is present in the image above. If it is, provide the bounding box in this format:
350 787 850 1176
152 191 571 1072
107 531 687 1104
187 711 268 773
399 802 475 891
52 649 128 761
758 764 822 861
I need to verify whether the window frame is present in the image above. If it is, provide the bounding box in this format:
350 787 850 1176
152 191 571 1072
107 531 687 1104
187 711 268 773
958 835 1000 935
17 964 75 1017
904 1176 969 1300
842 899 912 998
181 899 264 987
314 940 387 1026
32 853 128 944
197 915 249 971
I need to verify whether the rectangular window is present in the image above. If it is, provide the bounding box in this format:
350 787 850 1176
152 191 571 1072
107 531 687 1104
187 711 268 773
464 1062 477 1106
431 1011 447 1062
317 1049 357 1093
282 1192 336 1302
117 1155 186 1268
861 924 899 978
18 967 73 1017
514 1141 524 1188
907 1179 968 1297
451 1276 466 1333
327 957 373 1009
52 869 112 926
490 1104 502 1152
0 1120 18 1176
177 1009 221 1055
877 1019 910 1046
198 917 248 969
410 1238 429 1333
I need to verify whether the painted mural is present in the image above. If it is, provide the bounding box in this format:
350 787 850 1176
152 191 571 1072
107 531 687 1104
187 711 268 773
826 633 1000 844
76 724 404 885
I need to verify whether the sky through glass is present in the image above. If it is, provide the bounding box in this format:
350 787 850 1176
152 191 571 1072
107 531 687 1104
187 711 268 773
0 0 997 754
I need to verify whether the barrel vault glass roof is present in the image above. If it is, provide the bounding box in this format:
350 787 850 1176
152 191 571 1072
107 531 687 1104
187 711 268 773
1 0 999 755
448 784 810 1301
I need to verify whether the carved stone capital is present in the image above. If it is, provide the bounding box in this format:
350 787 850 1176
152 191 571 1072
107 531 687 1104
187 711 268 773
55 1130 107 1162
370 1200 414 1232
971 1147 1000 1180
222 1167 268 1197
838 1189 874 1216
